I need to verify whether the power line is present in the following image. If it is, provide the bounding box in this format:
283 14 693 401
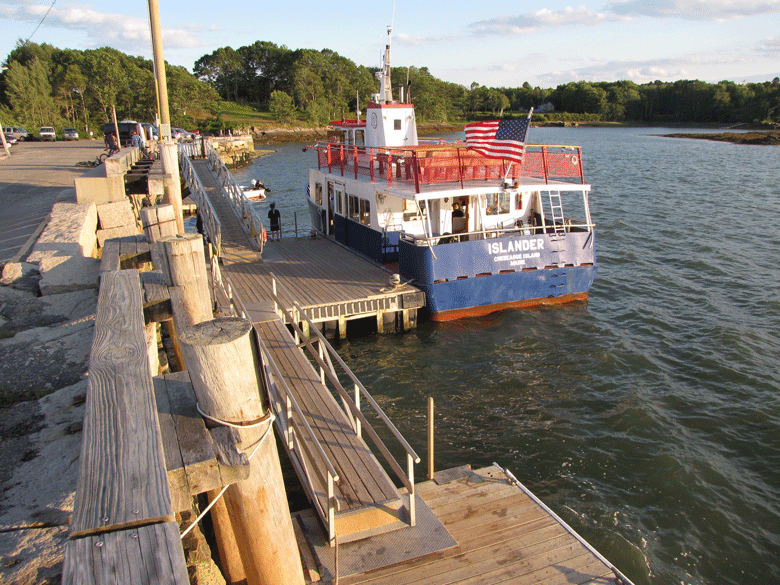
24 0 57 46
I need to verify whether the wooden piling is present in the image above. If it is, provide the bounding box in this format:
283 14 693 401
180 318 304 585
140 204 178 269
158 233 212 330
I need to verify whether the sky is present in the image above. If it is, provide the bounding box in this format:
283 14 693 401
1 0 778 89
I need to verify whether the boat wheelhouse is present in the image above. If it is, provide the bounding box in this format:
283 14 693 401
306 37 596 321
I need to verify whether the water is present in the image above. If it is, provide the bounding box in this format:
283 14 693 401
234 128 780 585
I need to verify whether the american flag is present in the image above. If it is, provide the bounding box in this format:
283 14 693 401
464 118 530 164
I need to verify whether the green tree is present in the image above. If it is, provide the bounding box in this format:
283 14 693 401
269 90 296 123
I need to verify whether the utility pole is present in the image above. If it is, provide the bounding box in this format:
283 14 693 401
147 0 184 233
1 66 10 158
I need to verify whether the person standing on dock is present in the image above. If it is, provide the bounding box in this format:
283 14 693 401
268 202 281 240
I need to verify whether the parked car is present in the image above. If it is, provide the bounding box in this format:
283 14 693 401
39 126 56 141
3 134 18 146
102 121 146 148
62 128 79 140
3 126 31 141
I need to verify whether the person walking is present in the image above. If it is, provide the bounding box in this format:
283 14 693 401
268 203 281 240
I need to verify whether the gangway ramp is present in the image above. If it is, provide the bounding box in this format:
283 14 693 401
244 297 420 544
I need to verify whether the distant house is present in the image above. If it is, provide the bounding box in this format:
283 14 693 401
536 102 555 113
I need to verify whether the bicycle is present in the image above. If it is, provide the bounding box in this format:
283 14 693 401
75 148 118 168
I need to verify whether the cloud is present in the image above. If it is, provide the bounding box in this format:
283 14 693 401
468 0 780 37
395 32 458 45
469 6 629 35
1 0 208 51
755 36 780 54
609 0 780 21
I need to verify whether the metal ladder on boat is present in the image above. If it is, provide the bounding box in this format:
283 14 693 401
548 190 566 236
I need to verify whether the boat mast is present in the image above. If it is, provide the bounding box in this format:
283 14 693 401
380 25 393 104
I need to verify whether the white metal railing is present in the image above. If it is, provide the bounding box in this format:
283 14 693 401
178 146 222 254
270 272 421 527
399 219 596 247
225 278 340 542
202 139 266 253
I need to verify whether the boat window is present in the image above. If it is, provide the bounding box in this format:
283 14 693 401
355 130 365 147
402 199 426 222
315 182 322 205
485 193 511 215
394 119 402 131
360 199 371 224
349 195 360 221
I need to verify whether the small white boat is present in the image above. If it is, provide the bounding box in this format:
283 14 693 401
242 180 268 199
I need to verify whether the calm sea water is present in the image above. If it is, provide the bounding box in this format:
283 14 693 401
234 128 780 585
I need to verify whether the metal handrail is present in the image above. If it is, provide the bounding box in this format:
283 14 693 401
178 146 222 254
399 221 596 246
269 273 421 491
221 273 341 541
202 139 266 253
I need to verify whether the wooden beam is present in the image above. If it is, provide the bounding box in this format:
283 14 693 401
70 270 174 538
63 522 188 585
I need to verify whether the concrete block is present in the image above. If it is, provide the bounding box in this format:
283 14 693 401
97 224 139 247
38 255 100 296
98 200 136 229
28 202 98 263
105 146 140 177
74 167 126 205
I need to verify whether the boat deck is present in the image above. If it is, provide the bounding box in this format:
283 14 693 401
295 465 620 585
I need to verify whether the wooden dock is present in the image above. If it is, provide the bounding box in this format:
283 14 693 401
296 465 623 585
186 157 425 336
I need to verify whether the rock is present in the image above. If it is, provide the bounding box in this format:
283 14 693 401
0 380 88 585
97 200 137 230
37 255 99 296
0 288 96 335
97 224 140 248
0 319 94 402
28 202 98 263
0 262 41 294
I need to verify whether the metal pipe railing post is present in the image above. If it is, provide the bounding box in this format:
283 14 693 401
427 396 434 480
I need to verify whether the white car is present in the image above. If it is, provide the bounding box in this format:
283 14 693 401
63 128 79 140
39 126 56 141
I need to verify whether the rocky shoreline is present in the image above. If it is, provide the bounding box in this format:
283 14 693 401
661 131 780 145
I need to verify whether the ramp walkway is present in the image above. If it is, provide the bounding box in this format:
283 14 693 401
182 147 423 544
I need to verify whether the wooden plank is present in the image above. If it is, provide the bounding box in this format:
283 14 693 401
70 270 173 537
162 372 220 495
152 377 190 513
62 522 189 585
100 239 121 272
259 319 400 509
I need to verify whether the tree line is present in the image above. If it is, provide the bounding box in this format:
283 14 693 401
194 41 779 125
0 41 221 135
3 39 779 136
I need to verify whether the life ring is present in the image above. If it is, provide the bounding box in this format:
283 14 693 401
571 155 578 165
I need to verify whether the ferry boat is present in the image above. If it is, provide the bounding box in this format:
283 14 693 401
306 33 597 321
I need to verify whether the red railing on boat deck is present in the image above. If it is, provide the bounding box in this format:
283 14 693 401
315 143 585 192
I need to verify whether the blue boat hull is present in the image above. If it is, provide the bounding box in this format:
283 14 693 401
399 231 597 321
417 265 597 320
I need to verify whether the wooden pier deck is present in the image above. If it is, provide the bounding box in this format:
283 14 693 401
187 158 424 334
296 466 620 585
